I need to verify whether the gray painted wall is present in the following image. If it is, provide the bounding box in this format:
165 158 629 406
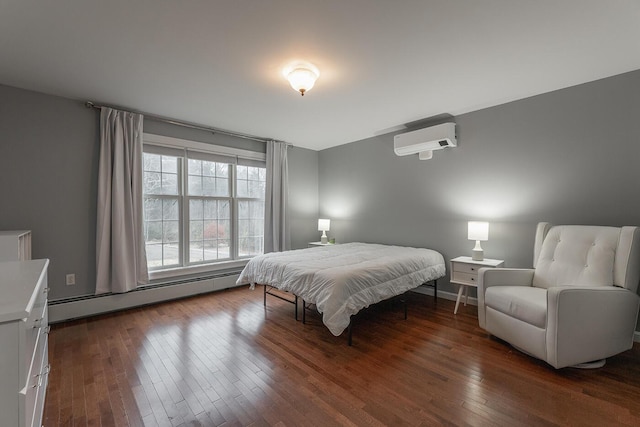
318 70 640 330
0 85 99 300
288 146 320 249
2 67 639 333
0 84 318 300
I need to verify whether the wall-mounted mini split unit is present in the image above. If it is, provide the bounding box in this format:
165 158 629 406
393 122 456 160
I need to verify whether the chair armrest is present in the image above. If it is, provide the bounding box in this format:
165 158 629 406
477 268 535 328
478 268 535 289
546 286 640 368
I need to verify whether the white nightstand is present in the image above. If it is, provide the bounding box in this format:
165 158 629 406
450 256 504 314
308 241 336 247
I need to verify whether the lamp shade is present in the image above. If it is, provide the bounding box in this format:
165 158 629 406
468 221 489 241
318 218 330 232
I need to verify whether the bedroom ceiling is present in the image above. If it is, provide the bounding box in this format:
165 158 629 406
1 1 639 151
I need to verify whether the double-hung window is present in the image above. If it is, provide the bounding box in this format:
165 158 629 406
142 134 266 277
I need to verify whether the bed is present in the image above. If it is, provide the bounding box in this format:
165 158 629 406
236 242 446 342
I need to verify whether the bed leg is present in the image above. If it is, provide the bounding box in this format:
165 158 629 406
263 284 267 306
302 299 306 324
403 299 408 320
434 279 438 303
295 295 298 321
347 320 353 346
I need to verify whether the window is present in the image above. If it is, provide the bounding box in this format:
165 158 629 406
142 153 181 268
237 165 266 256
142 134 266 275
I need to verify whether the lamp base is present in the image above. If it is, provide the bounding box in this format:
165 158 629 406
321 234 328 244
472 249 484 261
472 241 484 261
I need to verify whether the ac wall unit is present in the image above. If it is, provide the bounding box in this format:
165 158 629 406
393 122 456 160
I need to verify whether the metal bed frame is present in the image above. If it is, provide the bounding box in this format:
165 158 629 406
263 284 300 319
263 279 439 345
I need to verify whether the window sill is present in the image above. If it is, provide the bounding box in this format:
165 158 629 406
147 259 250 283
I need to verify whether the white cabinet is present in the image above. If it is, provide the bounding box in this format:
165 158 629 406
0 259 50 427
0 230 32 261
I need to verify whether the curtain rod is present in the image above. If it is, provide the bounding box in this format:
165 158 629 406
85 101 279 144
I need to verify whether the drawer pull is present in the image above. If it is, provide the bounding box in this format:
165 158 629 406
32 374 42 389
470 267 476 271
31 365 50 389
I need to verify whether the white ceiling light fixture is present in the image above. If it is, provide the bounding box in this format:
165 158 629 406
284 62 319 96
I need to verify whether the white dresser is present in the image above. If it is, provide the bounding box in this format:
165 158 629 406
0 230 32 261
0 259 50 427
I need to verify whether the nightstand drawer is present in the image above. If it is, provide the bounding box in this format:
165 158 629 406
451 271 478 286
452 262 482 275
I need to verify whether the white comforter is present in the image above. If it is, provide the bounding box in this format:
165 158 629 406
236 242 445 336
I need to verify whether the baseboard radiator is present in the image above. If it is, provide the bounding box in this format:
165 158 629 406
48 271 242 323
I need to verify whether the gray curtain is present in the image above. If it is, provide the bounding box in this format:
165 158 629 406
95 107 148 294
264 140 290 252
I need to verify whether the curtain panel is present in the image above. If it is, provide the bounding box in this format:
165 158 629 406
264 140 290 253
96 107 148 294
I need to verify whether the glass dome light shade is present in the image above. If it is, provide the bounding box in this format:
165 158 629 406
287 67 318 95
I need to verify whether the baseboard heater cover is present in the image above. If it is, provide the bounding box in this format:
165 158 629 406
48 271 242 323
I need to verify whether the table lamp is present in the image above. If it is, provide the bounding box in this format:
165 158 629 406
468 221 489 261
318 219 330 244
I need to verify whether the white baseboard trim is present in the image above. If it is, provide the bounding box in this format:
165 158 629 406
635 331 640 343
48 274 241 323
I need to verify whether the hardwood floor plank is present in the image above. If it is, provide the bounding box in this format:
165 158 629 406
43 286 640 426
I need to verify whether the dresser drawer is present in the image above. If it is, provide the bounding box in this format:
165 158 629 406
25 303 47 372
23 338 49 427
24 278 48 351
32 360 49 427
26 277 48 327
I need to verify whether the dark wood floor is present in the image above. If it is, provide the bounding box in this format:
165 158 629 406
44 286 640 426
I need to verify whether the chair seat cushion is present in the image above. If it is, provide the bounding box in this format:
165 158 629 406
485 286 547 328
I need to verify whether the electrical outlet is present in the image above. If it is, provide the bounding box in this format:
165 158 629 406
66 274 76 286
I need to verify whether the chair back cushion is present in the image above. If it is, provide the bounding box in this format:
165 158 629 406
533 225 619 289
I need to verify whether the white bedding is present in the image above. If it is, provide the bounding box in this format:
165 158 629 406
236 242 446 336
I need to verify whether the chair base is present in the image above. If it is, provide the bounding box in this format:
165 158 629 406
571 359 606 369
512 343 607 369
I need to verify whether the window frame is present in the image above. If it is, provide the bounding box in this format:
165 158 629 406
142 133 266 281
235 164 267 258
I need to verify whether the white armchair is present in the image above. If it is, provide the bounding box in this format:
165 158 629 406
477 222 640 369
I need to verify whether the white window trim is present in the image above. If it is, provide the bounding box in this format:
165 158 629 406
148 259 250 281
144 133 266 163
143 133 265 281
